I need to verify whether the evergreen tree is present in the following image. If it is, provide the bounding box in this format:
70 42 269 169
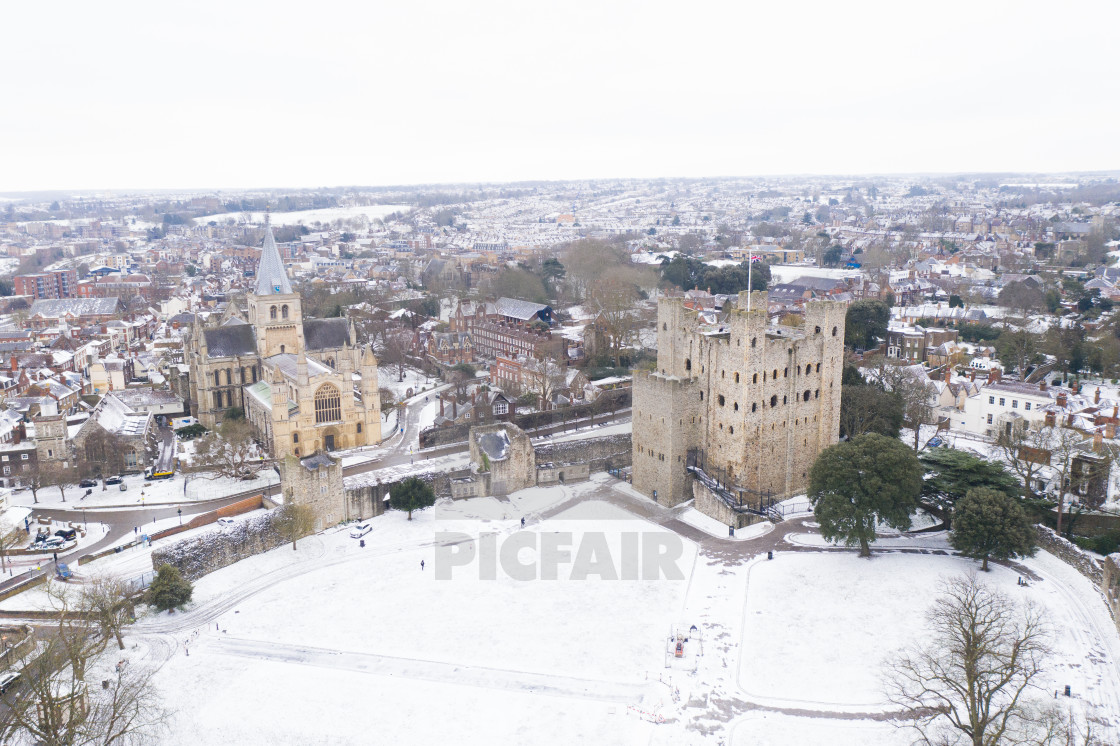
844 300 889 350
950 487 1037 571
390 477 436 520
919 449 1020 523
809 433 923 557
146 564 193 612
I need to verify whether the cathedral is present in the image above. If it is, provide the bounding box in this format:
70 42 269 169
186 215 381 459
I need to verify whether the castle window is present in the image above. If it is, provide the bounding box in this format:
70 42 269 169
734 402 739 411
282 305 289 319
214 371 220 386
770 395 777 407
773 369 778 380
718 394 725 406
815 326 821 334
213 391 222 407
721 370 725 379
663 323 667 330
314 384 342 424
699 391 704 401
735 372 740 383
753 373 758 384
815 389 819 398
784 367 788 377
816 363 821 373
804 390 811 402
783 396 787 405
729 426 734 434
280 345 285 353
293 433 299 443
751 337 757 348
357 423 362 434
685 358 692 372
832 326 838 336
270 306 278 320
225 369 232 385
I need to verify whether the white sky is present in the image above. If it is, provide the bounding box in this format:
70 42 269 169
2 0 1118 192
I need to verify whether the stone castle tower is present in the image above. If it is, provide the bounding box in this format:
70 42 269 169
632 290 847 511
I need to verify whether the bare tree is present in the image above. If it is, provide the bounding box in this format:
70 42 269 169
885 574 1056 746
522 357 565 411
587 275 641 367
40 463 78 503
380 329 412 383
273 502 316 551
186 419 267 481
879 362 936 451
0 524 24 573
996 422 1052 500
82 575 134 651
0 580 169 745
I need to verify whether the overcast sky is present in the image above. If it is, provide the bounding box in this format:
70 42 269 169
2 0 1117 192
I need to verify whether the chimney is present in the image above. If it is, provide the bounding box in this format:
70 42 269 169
943 366 951 383
1046 411 1056 427
1057 391 1068 408
969 369 976 382
988 368 1001 384
1039 380 1048 392
439 396 444 417
9 357 15 373
1072 379 1081 395
1095 387 1101 405
1107 422 1117 439
1095 431 1105 451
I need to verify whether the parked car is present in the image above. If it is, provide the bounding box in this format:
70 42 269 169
0 671 19 694
39 537 65 550
349 523 372 539
105 475 124 486
926 436 943 448
119 483 128 491
78 479 97 489
216 518 236 528
55 528 77 542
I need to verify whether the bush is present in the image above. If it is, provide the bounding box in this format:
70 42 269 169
1073 532 1120 556
175 423 207 439
146 564 194 612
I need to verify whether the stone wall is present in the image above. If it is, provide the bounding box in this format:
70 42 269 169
1036 525 1103 585
1102 554 1120 632
533 432 632 473
152 511 287 581
419 389 630 448
693 480 759 530
280 452 345 530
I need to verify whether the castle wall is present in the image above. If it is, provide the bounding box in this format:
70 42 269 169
632 370 700 506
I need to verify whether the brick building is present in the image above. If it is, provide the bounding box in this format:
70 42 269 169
14 269 77 300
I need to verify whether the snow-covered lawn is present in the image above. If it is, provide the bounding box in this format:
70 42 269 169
738 551 1120 733
70 477 1117 746
137 492 696 744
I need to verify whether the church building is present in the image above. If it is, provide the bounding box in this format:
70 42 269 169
186 215 382 459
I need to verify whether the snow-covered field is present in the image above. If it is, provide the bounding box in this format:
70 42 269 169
196 204 408 227
66 476 1118 745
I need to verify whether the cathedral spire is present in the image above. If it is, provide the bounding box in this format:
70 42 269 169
254 210 292 296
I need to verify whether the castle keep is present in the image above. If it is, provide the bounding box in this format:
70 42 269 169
632 290 846 517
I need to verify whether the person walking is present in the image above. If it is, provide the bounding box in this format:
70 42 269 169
420 559 425 571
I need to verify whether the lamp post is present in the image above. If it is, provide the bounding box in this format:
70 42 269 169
177 507 182 526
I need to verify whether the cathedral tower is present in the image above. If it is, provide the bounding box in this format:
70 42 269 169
247 213 305 358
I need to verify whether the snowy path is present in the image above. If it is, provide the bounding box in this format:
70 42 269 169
206 636 648 703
